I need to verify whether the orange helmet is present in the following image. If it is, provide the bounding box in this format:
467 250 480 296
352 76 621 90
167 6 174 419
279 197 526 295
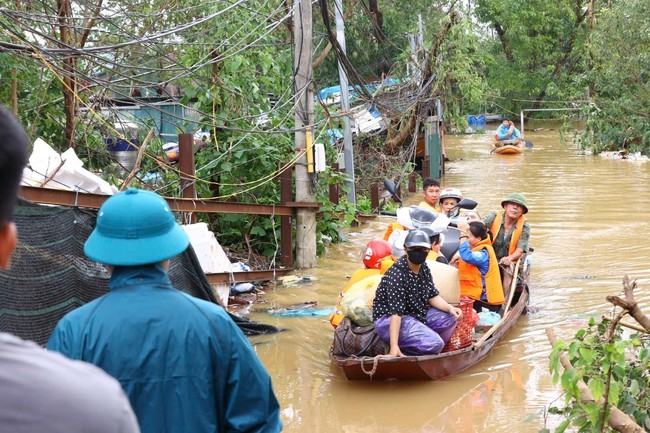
362 239 392 269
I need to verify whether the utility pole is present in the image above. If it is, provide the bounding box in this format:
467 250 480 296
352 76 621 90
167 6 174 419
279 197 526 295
335 0 356 205
293 0 317 268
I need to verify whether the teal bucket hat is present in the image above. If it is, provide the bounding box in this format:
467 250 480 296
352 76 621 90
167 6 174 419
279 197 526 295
85 188 189 266
501 193 528 214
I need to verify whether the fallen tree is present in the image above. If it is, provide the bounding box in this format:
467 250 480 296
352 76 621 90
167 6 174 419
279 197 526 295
545 276 649 433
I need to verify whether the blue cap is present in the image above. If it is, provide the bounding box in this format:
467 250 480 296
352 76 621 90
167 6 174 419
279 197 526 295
85 188 189 266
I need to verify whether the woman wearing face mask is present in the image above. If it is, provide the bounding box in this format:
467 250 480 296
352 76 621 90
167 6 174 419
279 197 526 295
457 221 505 313
372 229 463 357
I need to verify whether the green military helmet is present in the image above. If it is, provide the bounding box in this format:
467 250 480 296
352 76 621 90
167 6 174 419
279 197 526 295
501 193 528 214
84 188 190 266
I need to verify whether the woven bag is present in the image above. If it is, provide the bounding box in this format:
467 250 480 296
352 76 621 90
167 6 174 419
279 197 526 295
331 317 387 357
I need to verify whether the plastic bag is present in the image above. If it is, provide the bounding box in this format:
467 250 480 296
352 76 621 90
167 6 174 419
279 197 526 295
375 308 458 355
477 311 501 327
340 274 382 326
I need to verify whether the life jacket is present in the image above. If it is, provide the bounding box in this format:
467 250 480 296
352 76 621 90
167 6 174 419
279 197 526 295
329 268 382 328
380 257 395 274
381 222 405 241
418 201 441 213
458 239 504 305
489 211 525 255
426 250 446 261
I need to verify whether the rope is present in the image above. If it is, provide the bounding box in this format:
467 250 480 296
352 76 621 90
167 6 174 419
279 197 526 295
359 355 383 380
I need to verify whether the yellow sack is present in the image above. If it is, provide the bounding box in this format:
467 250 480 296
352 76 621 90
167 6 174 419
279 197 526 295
426 260 461 304
340 274 383 326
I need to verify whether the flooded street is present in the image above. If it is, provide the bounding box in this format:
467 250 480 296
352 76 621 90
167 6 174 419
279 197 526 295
249 123 650 432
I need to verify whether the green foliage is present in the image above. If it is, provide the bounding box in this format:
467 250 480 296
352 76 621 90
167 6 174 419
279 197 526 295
474 0 590 116
436 20 488 121
0 55 66 147
313 0 450 84
574 0 650 154
547 316 650 432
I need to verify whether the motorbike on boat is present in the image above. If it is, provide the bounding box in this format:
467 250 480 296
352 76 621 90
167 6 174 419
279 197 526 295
381 178 479 262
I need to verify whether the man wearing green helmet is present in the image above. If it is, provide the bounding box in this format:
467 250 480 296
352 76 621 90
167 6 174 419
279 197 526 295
0 105 140 433
482 193 531 267
47 188 282 433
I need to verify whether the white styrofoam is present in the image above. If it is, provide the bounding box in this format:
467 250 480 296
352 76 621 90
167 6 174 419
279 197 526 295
181 223 232 274
22 138 117 195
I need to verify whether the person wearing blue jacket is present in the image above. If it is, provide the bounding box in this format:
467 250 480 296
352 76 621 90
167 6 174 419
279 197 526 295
47 188 282 433
495 118 521 141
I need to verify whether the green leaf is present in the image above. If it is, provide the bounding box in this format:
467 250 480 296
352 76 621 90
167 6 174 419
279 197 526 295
250 226 266 237
612 364 626 379
568 341 580 360
561 370 574 391
588 378 605 401
553 419 570 433
578 347 595 365
609 381 622 405
582 403 601 427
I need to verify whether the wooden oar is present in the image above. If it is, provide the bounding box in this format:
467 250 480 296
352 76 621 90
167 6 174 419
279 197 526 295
473 259 521 349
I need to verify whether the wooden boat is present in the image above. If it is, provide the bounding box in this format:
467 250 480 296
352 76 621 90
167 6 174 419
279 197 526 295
330 265 530 381
492 139 524 154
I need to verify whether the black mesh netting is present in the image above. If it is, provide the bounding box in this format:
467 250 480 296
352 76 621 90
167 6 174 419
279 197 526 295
0 200 279 346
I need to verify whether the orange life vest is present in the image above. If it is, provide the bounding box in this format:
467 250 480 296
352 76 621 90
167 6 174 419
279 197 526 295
489 211 525 255
329 268 381 328
458 239 504 305
381 222 405 241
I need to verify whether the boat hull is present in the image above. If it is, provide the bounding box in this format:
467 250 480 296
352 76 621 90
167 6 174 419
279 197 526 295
330 286 529 381
493 144 523 154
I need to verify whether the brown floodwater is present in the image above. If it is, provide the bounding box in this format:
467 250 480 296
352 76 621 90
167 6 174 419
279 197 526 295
247 122 650 432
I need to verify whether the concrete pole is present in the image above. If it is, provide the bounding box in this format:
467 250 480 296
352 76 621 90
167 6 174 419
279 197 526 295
335 0 356 204
293 0 317 268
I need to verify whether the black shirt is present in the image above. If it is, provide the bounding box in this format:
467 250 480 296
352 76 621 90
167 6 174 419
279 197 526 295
372 256 439 322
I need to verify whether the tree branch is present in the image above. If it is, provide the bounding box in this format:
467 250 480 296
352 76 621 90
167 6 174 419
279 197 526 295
605 276 650 331
119 128 156 191
546 328 645 433
384 12 459 154
312 0 359 69
493 21 514 64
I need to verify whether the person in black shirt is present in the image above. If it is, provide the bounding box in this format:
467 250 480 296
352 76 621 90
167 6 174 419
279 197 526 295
373 229 462 357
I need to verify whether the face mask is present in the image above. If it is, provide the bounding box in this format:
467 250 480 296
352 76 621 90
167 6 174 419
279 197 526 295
407 249 428 265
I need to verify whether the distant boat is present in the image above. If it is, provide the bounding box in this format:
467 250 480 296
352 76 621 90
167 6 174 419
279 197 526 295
492 140 524 154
